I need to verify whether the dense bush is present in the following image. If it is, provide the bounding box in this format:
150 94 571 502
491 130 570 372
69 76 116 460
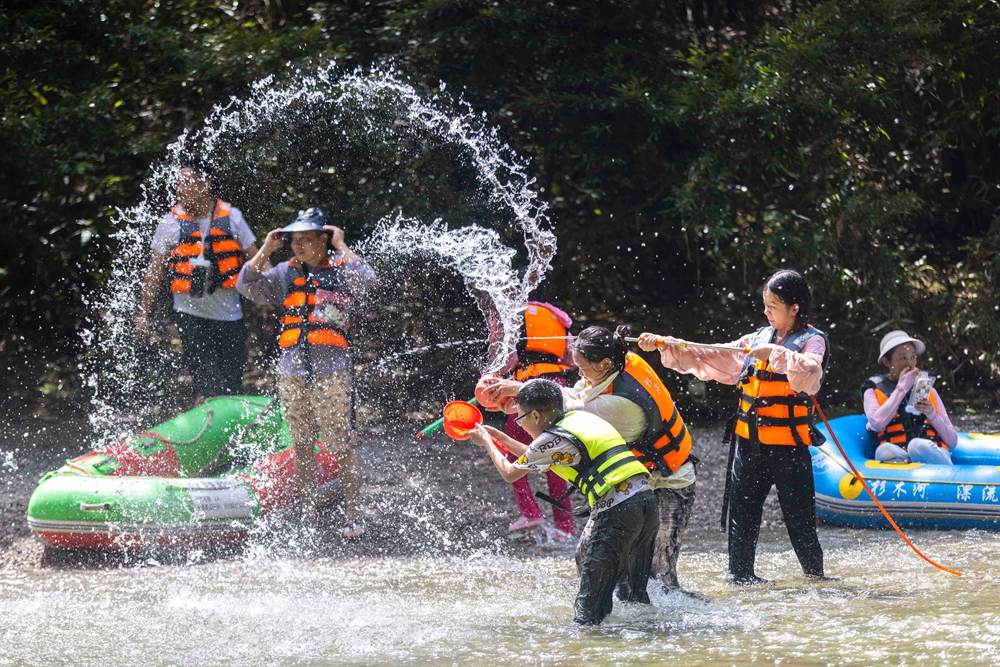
2 0 997 418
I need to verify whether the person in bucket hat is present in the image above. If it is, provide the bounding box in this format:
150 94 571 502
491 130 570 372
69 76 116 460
237 207 376 538
861 330 957 464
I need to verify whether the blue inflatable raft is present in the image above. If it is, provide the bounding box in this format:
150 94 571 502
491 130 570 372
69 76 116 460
812 415 1000 530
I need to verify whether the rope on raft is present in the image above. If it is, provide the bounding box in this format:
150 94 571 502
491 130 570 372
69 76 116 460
811 396 962 577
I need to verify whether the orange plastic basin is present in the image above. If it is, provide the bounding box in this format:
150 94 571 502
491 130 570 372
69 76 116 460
443 401 483 440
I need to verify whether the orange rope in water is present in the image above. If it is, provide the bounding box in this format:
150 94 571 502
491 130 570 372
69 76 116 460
810 395 962 577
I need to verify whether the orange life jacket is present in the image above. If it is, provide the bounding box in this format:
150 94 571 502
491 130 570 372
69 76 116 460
167 200 244 296
860 375 944 449
734 325 829 446
279 255 354 350
601 352 692 474
514 304 572 381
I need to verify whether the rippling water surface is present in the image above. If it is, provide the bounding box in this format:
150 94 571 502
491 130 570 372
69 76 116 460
2 527 999 666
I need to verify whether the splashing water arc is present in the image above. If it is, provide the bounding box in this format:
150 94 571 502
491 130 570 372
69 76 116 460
88 65 557 437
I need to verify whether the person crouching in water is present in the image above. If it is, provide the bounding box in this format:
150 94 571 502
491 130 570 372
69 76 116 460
237 208 375 537
863 330 957 464
467 379 658 626
639 269 829 586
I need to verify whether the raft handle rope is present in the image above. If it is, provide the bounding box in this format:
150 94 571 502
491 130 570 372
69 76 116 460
196 398 280 477
137 397 272 447
139 408 214 446
811 396 962 577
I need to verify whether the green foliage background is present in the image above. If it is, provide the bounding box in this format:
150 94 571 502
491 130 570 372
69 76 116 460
2 0 997 417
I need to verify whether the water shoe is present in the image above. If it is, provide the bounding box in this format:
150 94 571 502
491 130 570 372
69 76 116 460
341 519 365 539
727 573 771 587
508 517 544 533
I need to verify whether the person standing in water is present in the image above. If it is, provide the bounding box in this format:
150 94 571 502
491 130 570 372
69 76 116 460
480 325 698 594
639 269 830 585
236 208 375 537
862 330 957 464
480 302 576 538
468 379 657 625
136 160 260 403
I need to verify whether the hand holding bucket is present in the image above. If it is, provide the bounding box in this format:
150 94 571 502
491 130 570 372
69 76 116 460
443 401 509 455
474 373 517 413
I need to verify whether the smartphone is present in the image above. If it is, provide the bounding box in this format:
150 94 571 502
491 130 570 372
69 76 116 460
905 373 935 414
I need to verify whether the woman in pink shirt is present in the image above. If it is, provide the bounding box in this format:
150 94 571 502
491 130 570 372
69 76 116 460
861 330 956 464
638 270 830 586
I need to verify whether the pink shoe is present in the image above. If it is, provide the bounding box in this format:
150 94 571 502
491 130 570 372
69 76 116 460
508 517 544 533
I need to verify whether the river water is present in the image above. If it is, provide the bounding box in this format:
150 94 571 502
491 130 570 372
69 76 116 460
1 525 997 666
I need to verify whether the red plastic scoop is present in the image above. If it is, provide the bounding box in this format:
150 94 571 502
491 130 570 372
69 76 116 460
442 400 510 455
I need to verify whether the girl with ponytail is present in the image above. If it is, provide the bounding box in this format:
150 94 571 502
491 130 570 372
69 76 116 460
638 268 831 586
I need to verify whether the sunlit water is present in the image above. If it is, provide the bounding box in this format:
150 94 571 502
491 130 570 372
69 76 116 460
2 527 998 666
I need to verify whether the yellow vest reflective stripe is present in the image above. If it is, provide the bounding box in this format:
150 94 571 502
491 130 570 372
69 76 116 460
544 411 649 507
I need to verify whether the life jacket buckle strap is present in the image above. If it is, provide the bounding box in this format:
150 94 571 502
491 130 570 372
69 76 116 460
534 491 590 517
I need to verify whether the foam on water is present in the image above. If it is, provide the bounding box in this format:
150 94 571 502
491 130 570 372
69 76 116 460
85 64 555 441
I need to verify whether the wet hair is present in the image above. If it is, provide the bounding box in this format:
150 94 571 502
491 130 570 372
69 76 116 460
179 158 215 184
763 270 811 330
569 325 630 372
515 379 565 417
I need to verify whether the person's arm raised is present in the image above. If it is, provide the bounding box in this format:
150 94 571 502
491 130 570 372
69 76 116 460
246 230 284 273
639 332 751 385
326 225 358 263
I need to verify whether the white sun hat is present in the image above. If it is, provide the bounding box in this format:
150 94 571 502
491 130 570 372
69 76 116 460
879 330 926 361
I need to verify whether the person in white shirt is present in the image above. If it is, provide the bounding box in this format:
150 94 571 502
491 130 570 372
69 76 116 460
135 160 259 403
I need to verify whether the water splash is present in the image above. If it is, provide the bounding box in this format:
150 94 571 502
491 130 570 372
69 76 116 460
87 64 556 438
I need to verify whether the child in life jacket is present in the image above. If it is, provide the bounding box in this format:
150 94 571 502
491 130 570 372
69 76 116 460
862 330 957 465
476 302 576 538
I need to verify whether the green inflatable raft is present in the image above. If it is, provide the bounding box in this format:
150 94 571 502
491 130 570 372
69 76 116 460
27 396 340 551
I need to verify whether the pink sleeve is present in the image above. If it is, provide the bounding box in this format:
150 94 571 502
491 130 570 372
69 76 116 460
864 387 905 432
926 389 958 449
768 334 826 395
656 334 754 386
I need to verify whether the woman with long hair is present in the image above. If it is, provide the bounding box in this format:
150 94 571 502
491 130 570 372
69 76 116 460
639 269 830 585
